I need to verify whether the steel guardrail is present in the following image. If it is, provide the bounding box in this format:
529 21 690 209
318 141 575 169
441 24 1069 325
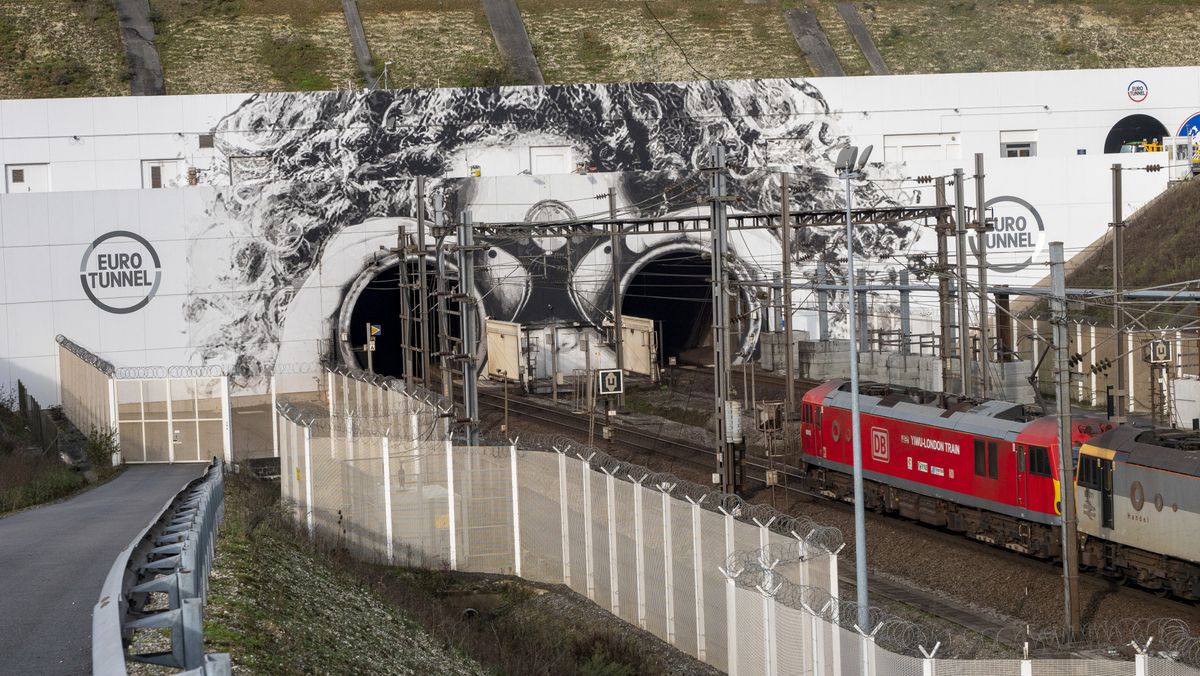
92 459 230 675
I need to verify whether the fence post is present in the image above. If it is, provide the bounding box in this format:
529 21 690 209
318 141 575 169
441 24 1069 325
271 375 279 458
604 469 619 615
689 498 706 661
557 448 570 586
661 485 675 644
830 545 843 676
304 426 314 538
220 377 232 465
856 624 879 676
756 517 777 676
1132 638 1152 676
792 531 813 667
806 600 831 676
762 582 777 676
382 436 394 563
166 376 175 463
632 475 646 629
107 377 120 463
723 507 738 676
511 443 522 578
581 453 596 600
919 643 940 676
446 432 458 570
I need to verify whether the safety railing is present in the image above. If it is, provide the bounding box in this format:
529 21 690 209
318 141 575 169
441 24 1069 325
92 459 230 675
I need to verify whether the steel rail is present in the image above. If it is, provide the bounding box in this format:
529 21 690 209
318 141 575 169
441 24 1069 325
92 459 229 675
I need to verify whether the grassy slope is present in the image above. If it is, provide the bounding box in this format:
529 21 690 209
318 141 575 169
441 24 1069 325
854 0 1200 74
151 0 359 94
0 0 127 99
1063 178 1200 324
2 0 1199 101
203 474 486 674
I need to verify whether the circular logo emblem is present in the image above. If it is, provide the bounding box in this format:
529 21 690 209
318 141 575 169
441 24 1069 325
79 230 161 314
968 196 1046 273
1127 80 1148 103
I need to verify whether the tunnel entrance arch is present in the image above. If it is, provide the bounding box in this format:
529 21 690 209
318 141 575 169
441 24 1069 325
337 255 470 381
1104 114 1169 154
619 244 759 365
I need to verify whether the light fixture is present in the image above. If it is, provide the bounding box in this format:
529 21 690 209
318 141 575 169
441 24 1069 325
835 143 873 634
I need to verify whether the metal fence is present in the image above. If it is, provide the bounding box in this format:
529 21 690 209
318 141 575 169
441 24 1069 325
276 369 1200 676
56 336 237 465
92 459 229 675
57 335 116 442
15 380 60 455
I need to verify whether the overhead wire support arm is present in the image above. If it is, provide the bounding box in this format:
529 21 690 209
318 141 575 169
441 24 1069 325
436 206 952 240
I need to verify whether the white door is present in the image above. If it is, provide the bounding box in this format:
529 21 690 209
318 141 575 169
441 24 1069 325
6 163 50 192
530 146 571 175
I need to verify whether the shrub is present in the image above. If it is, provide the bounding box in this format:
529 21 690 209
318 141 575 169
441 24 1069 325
86 427 119 469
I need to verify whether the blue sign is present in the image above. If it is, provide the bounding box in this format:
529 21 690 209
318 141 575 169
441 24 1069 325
1179 112 1200 139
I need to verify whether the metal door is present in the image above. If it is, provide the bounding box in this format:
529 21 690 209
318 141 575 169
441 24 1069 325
1099 458 1115 529
1015 444 1028 508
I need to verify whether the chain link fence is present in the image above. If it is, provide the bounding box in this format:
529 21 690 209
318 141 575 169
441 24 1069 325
275 369 1196 676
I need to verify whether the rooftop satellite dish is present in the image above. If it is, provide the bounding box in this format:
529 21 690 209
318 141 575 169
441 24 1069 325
855 145 874 171
835 146 858 173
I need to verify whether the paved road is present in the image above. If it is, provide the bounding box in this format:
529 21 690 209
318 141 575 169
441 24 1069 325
113 0 165 95
341 0 377 86
784 9 846 78
0 464 205 676
482 0 545 85
836 3 891 75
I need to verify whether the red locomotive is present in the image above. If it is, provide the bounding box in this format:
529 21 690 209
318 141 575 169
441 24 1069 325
799 379 1110 558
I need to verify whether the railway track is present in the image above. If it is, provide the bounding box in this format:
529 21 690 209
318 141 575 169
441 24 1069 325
476 387 1026 645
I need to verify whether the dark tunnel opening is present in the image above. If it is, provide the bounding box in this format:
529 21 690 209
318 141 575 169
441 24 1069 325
1104 114 1169 154
346 261 455 379
621 251 747 365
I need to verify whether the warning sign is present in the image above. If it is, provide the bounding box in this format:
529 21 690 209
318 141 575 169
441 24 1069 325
369 324 382 337
597 369 624 396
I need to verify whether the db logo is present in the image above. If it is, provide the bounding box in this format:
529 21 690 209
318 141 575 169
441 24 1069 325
871 428 889 463
1127 80 1148 103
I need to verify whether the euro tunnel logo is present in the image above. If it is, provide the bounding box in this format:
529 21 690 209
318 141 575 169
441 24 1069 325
79 230 162 314
968 196 1046 273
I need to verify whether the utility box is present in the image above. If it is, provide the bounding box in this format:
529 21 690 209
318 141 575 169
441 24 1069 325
485 319 522 381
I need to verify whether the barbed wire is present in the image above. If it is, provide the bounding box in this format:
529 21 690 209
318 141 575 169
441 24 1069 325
55 335 115 376
1003 616 1200 667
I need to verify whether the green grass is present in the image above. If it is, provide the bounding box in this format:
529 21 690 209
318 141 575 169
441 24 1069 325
206 475 694 675
203 475 486 674
0 453 85 515
259 32 334 91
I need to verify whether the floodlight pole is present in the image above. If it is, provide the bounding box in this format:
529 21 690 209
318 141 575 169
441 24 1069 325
839 149 870 632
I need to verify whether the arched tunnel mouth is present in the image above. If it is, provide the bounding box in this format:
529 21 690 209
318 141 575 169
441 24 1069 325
345 260 458 380
621 250 752 365
1104 114 1169 153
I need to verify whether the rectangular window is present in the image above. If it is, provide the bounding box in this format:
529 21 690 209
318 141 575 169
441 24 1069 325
1000 130 1038 158
1002 142 1035 158
987 441 999 479
974 439 986 477
11 169 23 183
198 133 215 149
1028 446 1052 477
150 165 162 189
1077 456 1102 490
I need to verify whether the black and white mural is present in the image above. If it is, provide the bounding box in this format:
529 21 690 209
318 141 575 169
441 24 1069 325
179 79 917 385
